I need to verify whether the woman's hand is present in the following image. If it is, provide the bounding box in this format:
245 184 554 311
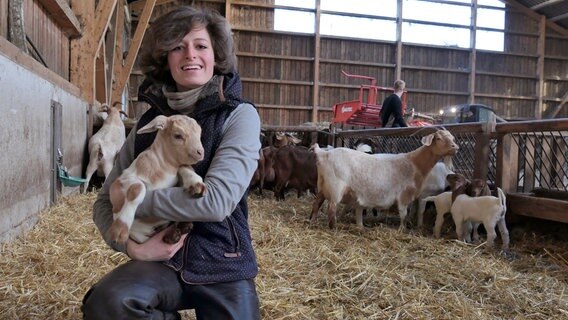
125 226 187 261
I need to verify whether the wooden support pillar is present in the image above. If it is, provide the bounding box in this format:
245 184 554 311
535 15 545 119
395 0 402 81
311 0 321 123
111 1 126 108
496 133 519 193
8 0 27 53
468 0 477 104
112 0 156 104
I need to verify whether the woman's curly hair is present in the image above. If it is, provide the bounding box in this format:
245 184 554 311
138 6 236 87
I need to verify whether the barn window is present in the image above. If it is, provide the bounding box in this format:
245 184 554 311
273 0 505 51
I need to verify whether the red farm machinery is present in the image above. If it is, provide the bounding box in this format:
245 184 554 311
331 71 433 128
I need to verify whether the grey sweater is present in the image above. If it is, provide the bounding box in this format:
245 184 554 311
92 103 261 253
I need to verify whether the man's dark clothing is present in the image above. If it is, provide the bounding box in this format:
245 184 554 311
380 93 407 127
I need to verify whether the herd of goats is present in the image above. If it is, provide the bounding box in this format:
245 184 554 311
84 105 510 252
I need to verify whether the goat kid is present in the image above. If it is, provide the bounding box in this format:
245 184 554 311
446 173 509 250
108 115 205 246
84 103 127 193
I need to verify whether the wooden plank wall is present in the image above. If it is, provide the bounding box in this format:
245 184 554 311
23 0 70 80
122 0 568 126
226 1 568 126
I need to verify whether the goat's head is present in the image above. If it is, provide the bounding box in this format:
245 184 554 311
274 132 301 147
446 173 469 192
137 115 204 166
421 130 459 157
467 178 491 197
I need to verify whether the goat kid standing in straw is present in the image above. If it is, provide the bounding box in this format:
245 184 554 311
82 6 261 319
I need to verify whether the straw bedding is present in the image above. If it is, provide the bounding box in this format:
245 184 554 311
0 191 567 319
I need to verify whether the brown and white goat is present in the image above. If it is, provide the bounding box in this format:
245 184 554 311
446 173 509 250
84 103 127 192
108 115 205 245
312 129 459 230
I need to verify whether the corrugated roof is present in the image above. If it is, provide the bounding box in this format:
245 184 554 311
510 0 568 30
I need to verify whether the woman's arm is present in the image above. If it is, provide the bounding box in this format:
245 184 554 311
135 103 261 222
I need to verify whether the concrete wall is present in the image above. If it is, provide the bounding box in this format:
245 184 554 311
0 47 88 244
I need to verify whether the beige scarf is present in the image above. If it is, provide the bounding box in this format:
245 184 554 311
161 75 221 114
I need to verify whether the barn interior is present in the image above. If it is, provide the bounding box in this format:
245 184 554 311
0 0 567 319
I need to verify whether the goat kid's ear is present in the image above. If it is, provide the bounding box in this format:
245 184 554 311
421 133 435 146
137 115 168 134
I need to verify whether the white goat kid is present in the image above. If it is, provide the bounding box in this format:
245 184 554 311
84 103 127 192
108 115 205 246
447 173 509 251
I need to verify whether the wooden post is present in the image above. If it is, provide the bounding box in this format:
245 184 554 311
111 0 156 104
468 0 477 104
535 15 545 119
8 0 27 53
111 1 126 107
312 0 321 123
395 0 402 81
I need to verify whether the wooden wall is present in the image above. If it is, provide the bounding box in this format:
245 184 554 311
24 0 70 80
126 0 568 126
226 0 568 125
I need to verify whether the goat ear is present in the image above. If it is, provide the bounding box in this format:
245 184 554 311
137 115 168 134
421 133 435 146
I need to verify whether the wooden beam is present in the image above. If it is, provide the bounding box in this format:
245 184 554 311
543 90 568 119
395 0 402 80
104 4 119 104
468 0 477 104
111 1 126 106
128 0 173 12
312 0 321 123
536 16 545 119
8 0 27 53
531 0 563 10
95 43 108 103
225 0 231 23
112 0 156 104
38 0 81 38
90 0 117 56
503 0 568 37
507 193 568 223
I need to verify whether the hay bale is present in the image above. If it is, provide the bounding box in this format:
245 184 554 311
0 192 567 319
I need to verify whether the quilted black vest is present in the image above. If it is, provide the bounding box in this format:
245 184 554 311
135 72 258 283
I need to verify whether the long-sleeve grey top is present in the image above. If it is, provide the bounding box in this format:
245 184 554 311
92 103 261 253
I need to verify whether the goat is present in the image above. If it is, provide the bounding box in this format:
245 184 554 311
84 103 127 193
446 173 509 250
107 115 205 245
312 129 459 230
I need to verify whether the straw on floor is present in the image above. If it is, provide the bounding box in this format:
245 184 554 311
0 192 567 319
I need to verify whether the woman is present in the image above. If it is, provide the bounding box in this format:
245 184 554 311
82 6 261 319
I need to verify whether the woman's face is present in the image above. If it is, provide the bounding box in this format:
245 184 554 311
167 27 215 91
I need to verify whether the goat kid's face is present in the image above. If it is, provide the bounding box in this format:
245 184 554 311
446 173 468 191
138 115 204 165
421 130 459 157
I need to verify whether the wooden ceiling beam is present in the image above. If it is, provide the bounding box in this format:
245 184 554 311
503 0 568 37
128 0 174 12
39 0 82 38
90 0 118 56
112 0 156 104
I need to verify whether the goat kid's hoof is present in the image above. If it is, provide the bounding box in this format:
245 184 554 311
108 221 129 245
185 182 206 198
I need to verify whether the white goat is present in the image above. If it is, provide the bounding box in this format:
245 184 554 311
447 173 509 250
108 115 205 245
312 129 459 230
415 160 454 227
421 191 478 242
84 103 127 192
